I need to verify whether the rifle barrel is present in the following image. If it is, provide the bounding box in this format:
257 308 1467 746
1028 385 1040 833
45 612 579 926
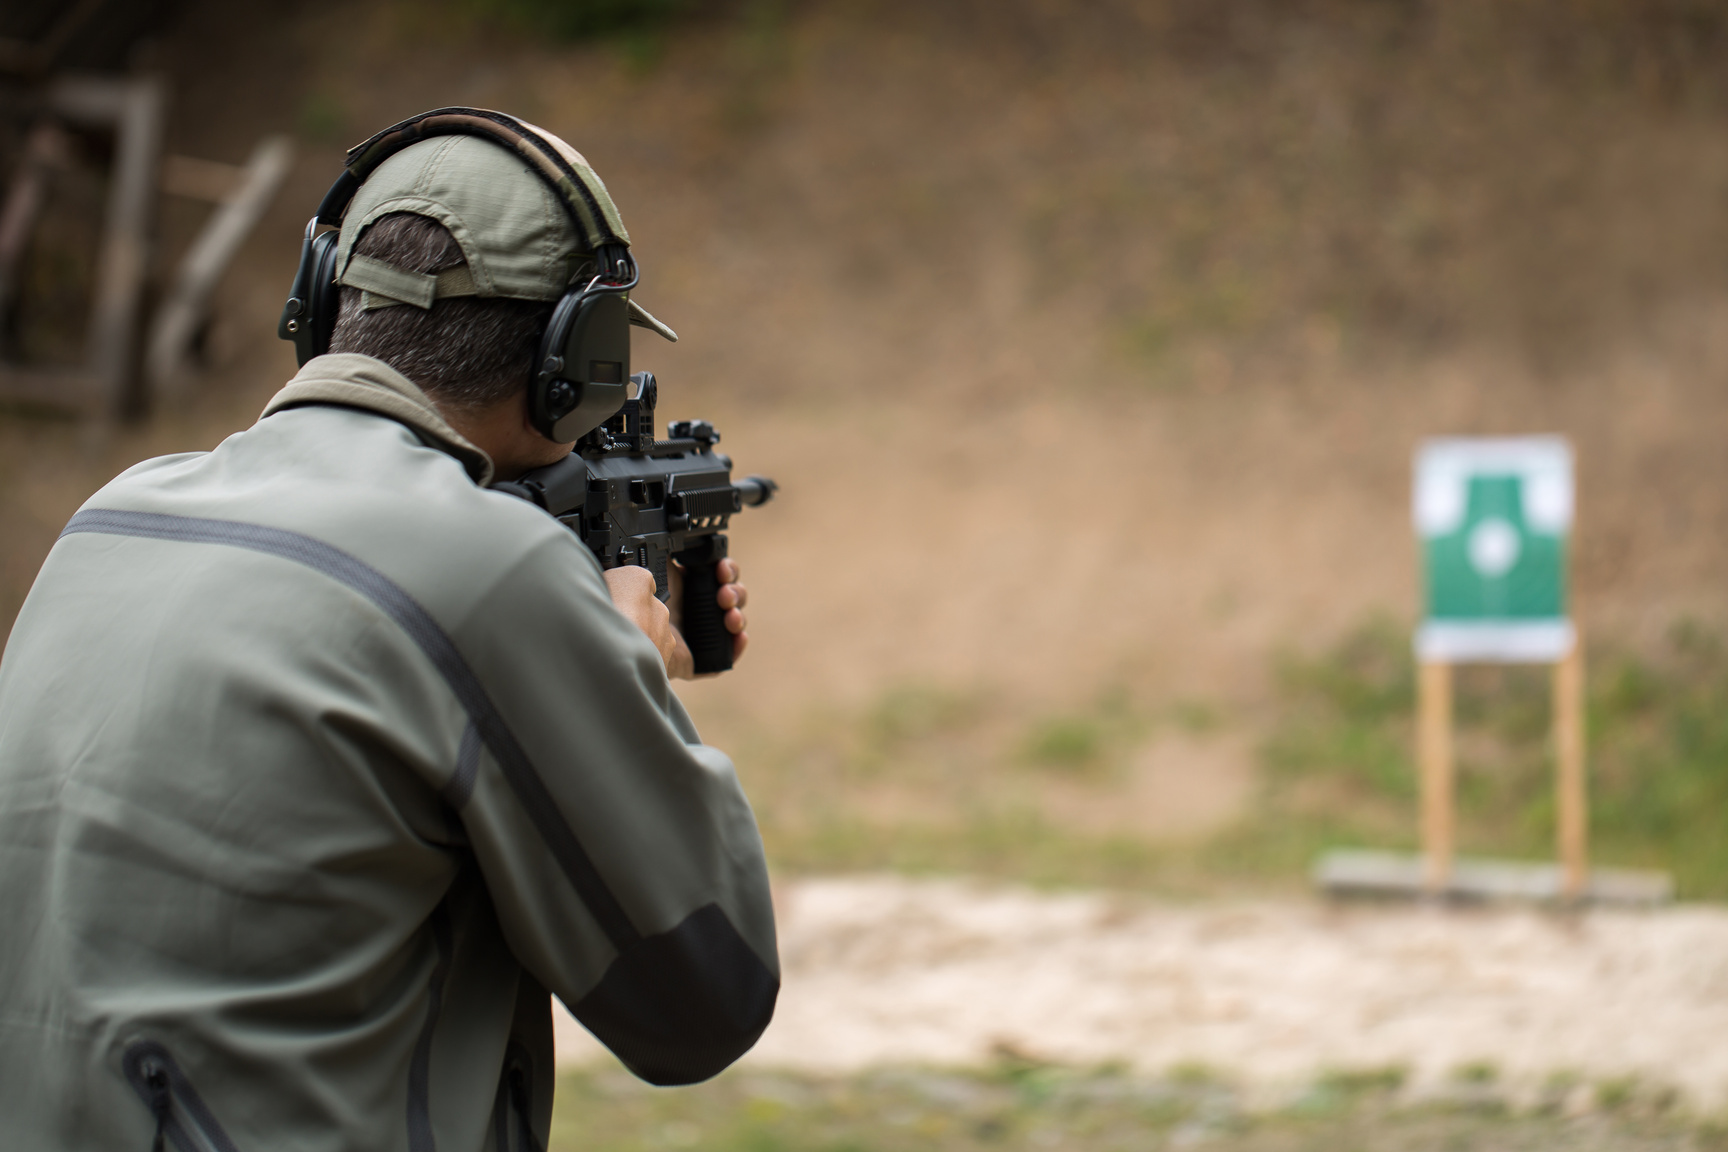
735 476 777 507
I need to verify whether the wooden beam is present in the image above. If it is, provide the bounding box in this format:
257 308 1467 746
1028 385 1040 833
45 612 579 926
0 123 71 332
1418 660 1455 894
42 74 166 418
1418 660 1456 893
147 136 294 402
160 154 246 203
1555 640 1589 899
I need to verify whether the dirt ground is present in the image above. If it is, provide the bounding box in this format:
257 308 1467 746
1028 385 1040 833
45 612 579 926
556 876 1728 1110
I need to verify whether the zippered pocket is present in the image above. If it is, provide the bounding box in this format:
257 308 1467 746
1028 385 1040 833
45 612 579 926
122 1041 242 1152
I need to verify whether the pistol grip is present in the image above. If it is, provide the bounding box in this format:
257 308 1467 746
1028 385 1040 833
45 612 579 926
677 541 733 676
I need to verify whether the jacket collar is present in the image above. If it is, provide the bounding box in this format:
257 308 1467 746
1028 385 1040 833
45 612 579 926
260 354 494 486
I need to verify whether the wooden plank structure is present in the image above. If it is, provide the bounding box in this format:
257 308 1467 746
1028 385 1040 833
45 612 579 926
1315 847 1673 905
0 1 284 418
0 73 165 418
1317 437 1671 907
1412 641 1595 900
146 135 294 401
0 76 292 417
1416 659 1455 891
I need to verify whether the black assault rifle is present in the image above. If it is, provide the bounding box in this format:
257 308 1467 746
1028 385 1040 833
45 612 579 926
493 371 776 674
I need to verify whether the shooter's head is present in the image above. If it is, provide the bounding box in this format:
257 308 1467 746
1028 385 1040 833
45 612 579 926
282 110 675 451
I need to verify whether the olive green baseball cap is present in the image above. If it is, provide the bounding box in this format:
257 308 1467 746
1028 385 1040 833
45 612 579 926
332 128 675 340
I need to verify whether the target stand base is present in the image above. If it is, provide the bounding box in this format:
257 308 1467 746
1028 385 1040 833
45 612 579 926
1314 848 1672 907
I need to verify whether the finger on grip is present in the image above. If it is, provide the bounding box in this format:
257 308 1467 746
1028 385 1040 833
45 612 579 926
679 555 733 674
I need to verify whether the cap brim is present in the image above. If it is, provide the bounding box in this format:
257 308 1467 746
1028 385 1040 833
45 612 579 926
628 299 678 342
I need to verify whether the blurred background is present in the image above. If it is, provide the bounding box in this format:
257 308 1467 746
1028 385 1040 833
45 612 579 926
6 1 1728 1146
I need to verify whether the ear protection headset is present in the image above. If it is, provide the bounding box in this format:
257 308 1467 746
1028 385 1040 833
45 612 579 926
278 107 663 442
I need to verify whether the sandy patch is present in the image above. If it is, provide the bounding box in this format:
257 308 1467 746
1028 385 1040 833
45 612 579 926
557 876 1728 1106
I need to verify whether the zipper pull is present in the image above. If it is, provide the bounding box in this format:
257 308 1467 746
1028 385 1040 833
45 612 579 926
145 1064 171 1152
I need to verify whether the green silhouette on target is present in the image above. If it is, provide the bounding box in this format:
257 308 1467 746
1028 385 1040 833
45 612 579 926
1424 474 1566 622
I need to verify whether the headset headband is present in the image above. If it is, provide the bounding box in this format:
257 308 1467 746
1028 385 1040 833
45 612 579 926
313 107 631 256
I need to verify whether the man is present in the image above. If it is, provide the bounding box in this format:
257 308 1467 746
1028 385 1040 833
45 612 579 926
0 116 777 1151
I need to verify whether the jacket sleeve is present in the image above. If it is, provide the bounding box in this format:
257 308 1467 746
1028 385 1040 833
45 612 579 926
442 529 777 1086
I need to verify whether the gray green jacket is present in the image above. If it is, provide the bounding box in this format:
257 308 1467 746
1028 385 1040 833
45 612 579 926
0 354 778 1151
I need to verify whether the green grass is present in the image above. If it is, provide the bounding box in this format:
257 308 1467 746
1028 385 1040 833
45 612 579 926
730 617 1728 899
1252 617 1728 898
732 679 1221 893
1021 716 1105 770
550 1064 1726 1152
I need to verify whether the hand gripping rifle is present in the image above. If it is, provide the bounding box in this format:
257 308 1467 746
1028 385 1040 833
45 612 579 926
493 371 777 674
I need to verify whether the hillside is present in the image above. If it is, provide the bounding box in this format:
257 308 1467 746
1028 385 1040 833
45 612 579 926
5 0 1728 885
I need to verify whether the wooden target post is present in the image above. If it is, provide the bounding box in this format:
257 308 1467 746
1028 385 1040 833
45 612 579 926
1416 659 1455 892
1553 643 1589 896
1413 436 1585 900
1417 640 1587 898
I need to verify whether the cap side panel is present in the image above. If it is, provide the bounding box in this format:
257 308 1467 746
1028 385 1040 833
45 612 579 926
333 133 601 303
344 109 628 250
517 117 631 245
413 135 466 201
333 138 456 278
322 109 659 323
544 167 603 250
414 137 499 296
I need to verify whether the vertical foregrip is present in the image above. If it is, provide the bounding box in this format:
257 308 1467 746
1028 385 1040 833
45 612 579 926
678 545 734 675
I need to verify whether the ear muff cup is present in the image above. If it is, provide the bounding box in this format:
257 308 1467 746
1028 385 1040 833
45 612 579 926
530 289 633 442
279 227 342 367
